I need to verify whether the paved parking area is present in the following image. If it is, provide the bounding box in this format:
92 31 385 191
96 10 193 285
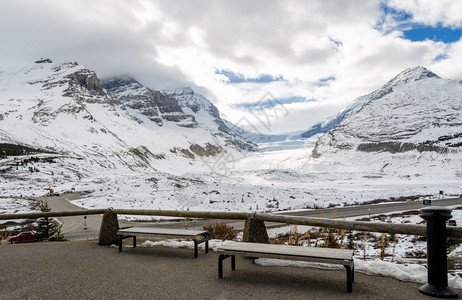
0 241 447 299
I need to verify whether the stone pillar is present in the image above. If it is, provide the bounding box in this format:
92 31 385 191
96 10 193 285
419 206 458 298
98 209 119 245
243 217 269 243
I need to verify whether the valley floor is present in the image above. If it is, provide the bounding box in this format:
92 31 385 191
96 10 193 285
1 142 461 217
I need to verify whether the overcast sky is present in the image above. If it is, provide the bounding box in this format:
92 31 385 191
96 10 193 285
1 0 462 134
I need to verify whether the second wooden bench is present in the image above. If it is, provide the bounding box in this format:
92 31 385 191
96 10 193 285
217 242 354 293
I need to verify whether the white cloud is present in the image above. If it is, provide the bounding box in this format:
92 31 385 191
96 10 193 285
386 0 462 27
1 0 462 133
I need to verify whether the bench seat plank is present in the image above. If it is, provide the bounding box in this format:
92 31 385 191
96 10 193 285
218 242 353 262
117 227 208 238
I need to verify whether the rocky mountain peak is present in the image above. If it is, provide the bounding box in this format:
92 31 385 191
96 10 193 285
385 66 439 87
168 87 194 97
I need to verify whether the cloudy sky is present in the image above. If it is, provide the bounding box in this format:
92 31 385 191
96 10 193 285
1 0 462 134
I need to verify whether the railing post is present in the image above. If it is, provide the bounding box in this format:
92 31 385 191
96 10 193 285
419 206 458 298
242 215 269 243
98 208 119 245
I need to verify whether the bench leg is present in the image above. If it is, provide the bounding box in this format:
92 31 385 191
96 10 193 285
205 236 209 254
194 239 199 258
219 254 226 278
352 265 355 283
119 235 122 252
219 254 234 278
133 236 136 248
344 265 353 293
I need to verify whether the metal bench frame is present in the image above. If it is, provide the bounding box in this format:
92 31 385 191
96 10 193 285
217 242 354 293
117 227 209 258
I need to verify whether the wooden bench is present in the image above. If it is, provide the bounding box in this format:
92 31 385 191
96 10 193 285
217 242 354 293
117 227 209 258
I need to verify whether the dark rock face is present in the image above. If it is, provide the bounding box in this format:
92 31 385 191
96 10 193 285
189 143 223 157
102 77 197 127
67 69 106 96
357 142 449 154
34 58 53 64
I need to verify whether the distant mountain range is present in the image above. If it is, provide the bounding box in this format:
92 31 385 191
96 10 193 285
1 60 461 180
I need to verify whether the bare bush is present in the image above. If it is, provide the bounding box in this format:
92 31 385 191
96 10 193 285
202 221 238 240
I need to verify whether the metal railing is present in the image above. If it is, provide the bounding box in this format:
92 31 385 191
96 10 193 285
1 208 462 238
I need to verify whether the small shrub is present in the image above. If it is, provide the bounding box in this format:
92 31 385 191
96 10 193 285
319 228 343 249
380 233 387 260
447 237 462 250
1 229 11 241
202 221 238 240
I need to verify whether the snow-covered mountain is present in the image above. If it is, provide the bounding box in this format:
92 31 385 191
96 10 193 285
0 60 253 175
302 67 441 139
305 66 462 178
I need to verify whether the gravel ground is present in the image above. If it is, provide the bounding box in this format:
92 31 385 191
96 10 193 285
0 240 451 299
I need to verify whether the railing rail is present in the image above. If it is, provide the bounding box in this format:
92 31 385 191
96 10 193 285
2 208 462 238
0 209 107 220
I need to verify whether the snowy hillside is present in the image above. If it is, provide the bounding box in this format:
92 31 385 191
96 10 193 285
305 67 462 178
0 60 255 175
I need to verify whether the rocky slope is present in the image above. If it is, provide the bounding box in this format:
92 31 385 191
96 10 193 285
165 87 255 151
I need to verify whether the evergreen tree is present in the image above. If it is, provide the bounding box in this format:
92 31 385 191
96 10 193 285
35 201 65 241
347 232 356 250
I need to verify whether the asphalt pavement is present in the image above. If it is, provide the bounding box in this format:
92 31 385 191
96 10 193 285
0 240 446 299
